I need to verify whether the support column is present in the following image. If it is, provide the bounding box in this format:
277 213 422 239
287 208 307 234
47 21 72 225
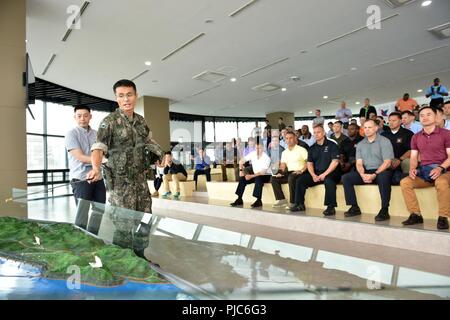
135 96 171 152
266 111 295 130
0 0 27 218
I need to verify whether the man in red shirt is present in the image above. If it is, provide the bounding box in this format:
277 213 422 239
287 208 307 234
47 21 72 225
400 106 450 230
395 93 419 112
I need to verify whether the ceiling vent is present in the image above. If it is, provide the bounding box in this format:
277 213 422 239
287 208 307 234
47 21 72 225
252 83 281 92
216 66 238 74
62 1 90 42
229 0 259 17
428 22 450 39
131 70 149 81
193 70 228 83
162 33 205 61
42 54 56 75
383 0 416 8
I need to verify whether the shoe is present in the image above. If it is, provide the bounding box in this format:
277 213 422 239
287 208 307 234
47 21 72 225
251 199 263 208
173 192 180 199
230 198 243 207
375 207 390 221
323 207 336 216
288 204 305 212
151 191 159 197
437 217 449 230
402 213 423 226
286 203 296 209
162 192 171 199
344 205 361 217
272 199 287 208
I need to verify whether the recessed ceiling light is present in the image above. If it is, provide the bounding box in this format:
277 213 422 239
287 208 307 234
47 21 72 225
417 89 423 93
421 1 432 7
230 77 237 82
356 101 361 105
144 61 152 66
309 111 313 114
281 88 287 92
350 67 357 71
409 58 415 62
323 95 328 99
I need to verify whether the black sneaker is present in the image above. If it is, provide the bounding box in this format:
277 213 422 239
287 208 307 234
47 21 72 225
323 207 336 216
251 199 263 208
230 198 243 207
375 207 390 221
437 217 449 230
402 213 423 226
344 205 361 217
288 204 306 212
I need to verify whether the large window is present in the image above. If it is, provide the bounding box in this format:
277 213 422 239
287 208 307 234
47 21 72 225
215 121 238 143
26 135 44 170
237 121 257 141
26 100 110 186
26 100 44 134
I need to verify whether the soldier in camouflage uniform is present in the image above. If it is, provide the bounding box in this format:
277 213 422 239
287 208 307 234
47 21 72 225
87 79 164 256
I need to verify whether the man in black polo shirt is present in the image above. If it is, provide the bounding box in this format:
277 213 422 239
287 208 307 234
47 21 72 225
381 112 413 184
289 125 341 215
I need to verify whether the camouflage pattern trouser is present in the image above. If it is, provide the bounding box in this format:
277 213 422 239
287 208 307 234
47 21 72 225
107 176 152 253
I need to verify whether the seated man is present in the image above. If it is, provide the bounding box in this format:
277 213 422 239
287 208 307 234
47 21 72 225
270 131 308 208
267 133 284 174
381 112 413 184
339 123 363 174
193 148 211 189
230 143 271 208
162 151 188 199
435 106 450 130
400 106 450 230
289 125 341 215
342 119 394 221
402 110 423 134
330 121 349 148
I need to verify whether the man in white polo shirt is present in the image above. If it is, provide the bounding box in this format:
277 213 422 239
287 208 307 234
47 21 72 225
230 142 271 208
270 131 308 208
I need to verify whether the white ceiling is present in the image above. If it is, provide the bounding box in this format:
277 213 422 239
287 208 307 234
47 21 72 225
26 0 450 117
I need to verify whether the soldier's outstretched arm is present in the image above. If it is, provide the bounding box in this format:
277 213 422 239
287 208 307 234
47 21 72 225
87 149 104 183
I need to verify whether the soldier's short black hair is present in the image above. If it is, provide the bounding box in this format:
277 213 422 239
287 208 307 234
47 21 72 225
74 105 90 113
334 120 343 126
164 151 172 156
113 79 137 93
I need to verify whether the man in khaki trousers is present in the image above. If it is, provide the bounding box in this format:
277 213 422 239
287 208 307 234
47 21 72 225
161 152 188 199
400 106 450 230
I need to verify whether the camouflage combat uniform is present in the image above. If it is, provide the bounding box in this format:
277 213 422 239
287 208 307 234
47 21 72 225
91 108 164 253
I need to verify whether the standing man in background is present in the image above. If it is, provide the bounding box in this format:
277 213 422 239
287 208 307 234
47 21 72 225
65 105 106 235
336 101 353 129
426 78 448 109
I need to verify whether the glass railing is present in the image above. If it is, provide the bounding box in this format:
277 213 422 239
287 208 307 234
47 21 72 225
1 191 449 300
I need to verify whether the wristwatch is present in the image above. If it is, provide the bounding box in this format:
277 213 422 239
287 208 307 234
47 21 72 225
438 166 446 173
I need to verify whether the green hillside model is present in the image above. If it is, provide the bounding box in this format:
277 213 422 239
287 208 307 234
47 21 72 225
0 216 165 287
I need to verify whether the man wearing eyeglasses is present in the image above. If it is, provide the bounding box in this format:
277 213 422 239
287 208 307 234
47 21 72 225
87 79 164 256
